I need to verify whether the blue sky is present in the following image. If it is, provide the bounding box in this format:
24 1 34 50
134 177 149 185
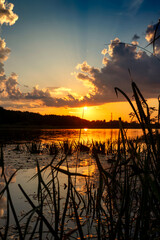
2 0 159 89
0 0 160 120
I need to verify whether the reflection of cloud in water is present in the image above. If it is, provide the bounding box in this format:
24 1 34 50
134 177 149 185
0 183 6 218
0 208 4 217
0 167 16 183
81 164 96 176
0 196 6 217
73 163 98 193
0 166 16 218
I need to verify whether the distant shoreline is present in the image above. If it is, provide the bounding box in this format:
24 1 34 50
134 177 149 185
0 124 158 130
0 107 159 130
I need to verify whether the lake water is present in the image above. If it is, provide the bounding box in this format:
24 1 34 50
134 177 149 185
40 128 143 142
0 128 144 238
0 128 143 143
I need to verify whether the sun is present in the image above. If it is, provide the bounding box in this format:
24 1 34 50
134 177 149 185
84 106 88 110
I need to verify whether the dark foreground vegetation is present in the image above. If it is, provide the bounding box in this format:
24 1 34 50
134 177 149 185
0 81 160 239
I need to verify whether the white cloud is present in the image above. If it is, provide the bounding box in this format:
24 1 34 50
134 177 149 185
0 0 18 25
101 48 107 55
0 38 11 80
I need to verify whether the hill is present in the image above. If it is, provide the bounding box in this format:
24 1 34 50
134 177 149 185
0 107 141 129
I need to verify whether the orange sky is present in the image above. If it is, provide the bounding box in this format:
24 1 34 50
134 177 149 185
10 98 157 122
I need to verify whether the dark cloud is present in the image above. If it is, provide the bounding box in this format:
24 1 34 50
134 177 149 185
74 36 160 105
5 73 23 99
26 87 51 100
132 34 140 41
145 21 160 54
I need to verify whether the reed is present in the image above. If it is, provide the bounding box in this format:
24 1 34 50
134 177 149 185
0 116 160 239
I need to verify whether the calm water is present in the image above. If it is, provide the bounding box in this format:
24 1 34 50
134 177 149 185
0 128 144 238
35 128 144 142
0 128 143 143
40 128 143 142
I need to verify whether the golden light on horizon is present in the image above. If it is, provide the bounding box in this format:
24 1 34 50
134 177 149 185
13 98 158 122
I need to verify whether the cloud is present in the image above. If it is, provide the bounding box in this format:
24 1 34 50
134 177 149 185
102 57 109 65
74 35 160 105
0 38 11 62
47 87 72 97
5 73 23 99
132 34 140 41
0 38 11 80
145 21 160 54
131 41 139 46
0 2 19 98
76 61 92 72
145 24 157 42
101 48 108 55
0 0 18 25
26 86 51 100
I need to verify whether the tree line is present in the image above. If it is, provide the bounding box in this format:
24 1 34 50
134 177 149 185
0 107 142 128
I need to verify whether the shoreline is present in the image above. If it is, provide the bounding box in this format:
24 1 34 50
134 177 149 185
0 124 158 130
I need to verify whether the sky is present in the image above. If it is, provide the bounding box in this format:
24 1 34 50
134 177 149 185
0 0 160 121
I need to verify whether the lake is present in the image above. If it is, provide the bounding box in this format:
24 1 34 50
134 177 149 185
0 128 143 143
0 128 144 239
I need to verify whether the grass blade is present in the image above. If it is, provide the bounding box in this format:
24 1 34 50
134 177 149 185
18 184 60 240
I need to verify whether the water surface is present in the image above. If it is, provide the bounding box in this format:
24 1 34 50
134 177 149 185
0 128 144 238
0 128 143 143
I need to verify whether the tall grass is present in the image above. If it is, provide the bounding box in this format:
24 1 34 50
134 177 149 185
0 81 160 239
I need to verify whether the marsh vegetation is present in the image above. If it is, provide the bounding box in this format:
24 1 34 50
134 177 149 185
0 82 160 239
